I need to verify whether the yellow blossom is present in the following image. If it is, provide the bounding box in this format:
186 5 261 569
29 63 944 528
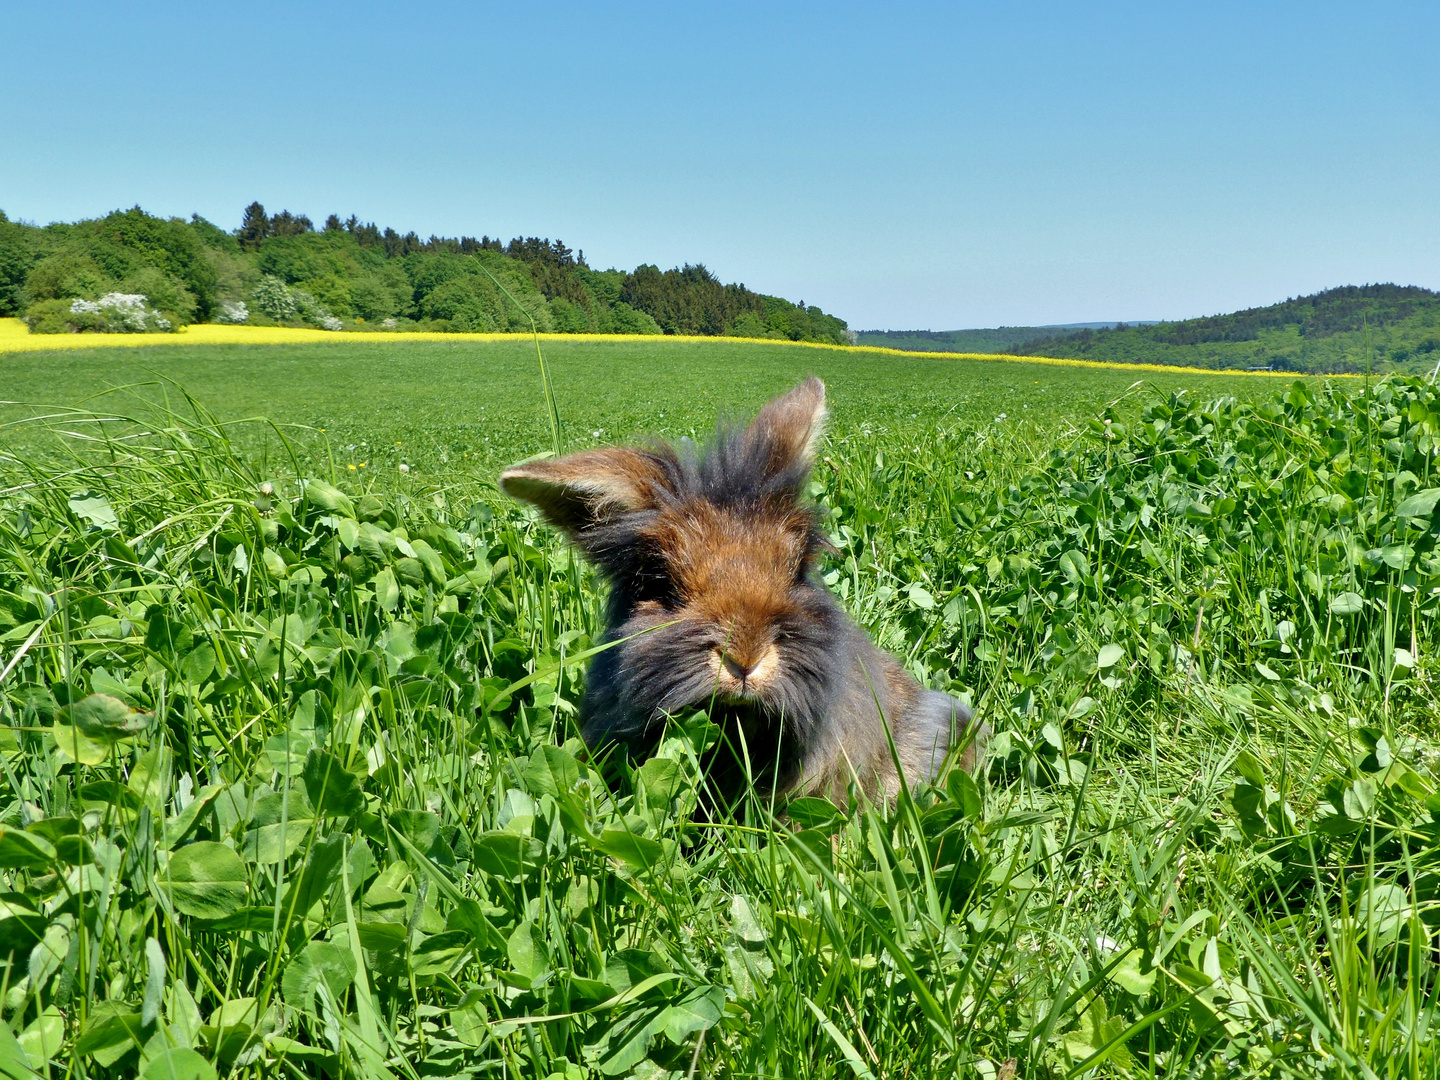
0 317 1361 380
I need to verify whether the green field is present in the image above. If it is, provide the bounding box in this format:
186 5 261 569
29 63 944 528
2 337 1275 471
1 336 1437 1078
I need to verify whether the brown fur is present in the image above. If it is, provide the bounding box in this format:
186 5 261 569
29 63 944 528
498 447 670 532
500 377 984 806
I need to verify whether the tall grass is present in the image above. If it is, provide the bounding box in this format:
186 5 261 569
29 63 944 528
0 372 1437 1077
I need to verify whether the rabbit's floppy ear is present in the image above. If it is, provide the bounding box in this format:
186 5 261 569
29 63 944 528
499 448 670 538
745 376 828 482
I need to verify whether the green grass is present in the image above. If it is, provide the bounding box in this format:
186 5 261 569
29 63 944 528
1 337 1438 1078
0 337 1275 471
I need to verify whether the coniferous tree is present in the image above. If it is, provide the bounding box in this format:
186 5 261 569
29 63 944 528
238 202 270 252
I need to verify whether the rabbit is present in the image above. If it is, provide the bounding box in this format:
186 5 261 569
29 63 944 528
499 377 983 806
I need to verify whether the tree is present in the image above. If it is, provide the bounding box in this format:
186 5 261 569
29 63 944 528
269 211 314 237
0 212 38 315
238 202 270 252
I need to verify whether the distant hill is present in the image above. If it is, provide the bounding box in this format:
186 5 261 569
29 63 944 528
0 204 849 343
856 323 1154 354
861 288 1440 374
1006 285 1440 374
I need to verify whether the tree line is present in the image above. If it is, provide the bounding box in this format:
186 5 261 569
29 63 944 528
0 203 850 343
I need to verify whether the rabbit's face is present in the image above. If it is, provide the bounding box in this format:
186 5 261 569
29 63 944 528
634 498 825 709
501 376 836 733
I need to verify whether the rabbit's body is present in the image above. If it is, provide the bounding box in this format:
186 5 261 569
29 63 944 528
501 377 982 805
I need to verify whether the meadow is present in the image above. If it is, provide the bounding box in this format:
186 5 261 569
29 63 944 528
0 321 1282 470
0 332 1436 1079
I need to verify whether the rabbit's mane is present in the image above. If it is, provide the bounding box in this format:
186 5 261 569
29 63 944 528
578 421 828 621
500 377 846 776
577 420 841 762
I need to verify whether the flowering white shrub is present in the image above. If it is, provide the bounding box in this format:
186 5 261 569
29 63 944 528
253 275 342 329
217 301 249 324
293 291 340 329
381 318 399 330
254 276 298 321
69 293 173 332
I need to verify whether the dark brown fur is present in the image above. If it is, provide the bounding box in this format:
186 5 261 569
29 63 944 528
500 377 983 805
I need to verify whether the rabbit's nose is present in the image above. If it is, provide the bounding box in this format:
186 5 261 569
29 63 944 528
722 654 755 682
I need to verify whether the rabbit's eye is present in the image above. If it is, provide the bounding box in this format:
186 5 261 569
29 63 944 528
630 565 680 609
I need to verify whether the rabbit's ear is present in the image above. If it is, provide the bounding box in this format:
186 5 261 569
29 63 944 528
745 376 828 481
500 448 670 537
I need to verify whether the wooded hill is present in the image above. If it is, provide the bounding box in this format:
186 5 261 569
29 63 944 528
856 323 1140 354
865 286 1440 374
1013 286 1438 373
0 204 850 343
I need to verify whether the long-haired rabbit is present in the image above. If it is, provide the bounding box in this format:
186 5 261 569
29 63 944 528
500 377 983 805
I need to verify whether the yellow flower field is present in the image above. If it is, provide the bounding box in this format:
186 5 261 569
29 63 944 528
0 317 1340 378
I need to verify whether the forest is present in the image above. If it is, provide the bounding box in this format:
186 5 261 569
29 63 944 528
1007 284 1440 373
861 287 1440 374
855 323 1130 354
0 204 851 344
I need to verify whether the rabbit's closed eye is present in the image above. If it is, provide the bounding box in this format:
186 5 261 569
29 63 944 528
629 555 681 609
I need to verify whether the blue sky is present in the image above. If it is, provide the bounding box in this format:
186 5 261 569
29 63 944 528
3 1 1435 329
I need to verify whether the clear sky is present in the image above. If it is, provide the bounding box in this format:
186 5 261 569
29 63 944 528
3 1 1436 330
